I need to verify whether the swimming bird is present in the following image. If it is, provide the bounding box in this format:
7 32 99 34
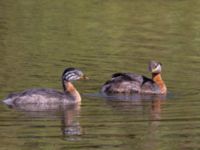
101 61 167 95
3 68 88 107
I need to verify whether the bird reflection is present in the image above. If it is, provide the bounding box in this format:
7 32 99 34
103 93 166 150
61 104 82 138
150 98 163 120
103 93 166 114
89 92 166 121
103 93 166 127
3 103 82 140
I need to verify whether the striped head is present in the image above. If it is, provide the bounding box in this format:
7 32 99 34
148 60 162 74
62 68 88 82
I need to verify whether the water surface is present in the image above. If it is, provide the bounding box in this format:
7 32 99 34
0 0 200 150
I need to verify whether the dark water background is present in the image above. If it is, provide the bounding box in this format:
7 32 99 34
0 0 200 149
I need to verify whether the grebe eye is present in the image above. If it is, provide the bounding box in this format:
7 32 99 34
153 65 157 69
155 64 160 68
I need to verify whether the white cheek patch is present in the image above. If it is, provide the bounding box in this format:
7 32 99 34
155 64 161 72
68 75 79 81
64 72 80 81
63 70 83 81
64 72 76 80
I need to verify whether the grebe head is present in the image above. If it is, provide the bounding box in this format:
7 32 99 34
62 68 88 82
148 60 162 74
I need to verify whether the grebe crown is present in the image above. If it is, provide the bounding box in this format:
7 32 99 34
148 60 162 73
62 68 84 81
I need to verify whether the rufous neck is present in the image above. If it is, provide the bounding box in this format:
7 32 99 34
152 73 167 94
63 81 81 103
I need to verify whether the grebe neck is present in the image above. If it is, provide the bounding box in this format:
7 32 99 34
62 81 81 103
152 73 167 94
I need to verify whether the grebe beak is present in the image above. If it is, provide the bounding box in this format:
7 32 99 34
80 75 89 80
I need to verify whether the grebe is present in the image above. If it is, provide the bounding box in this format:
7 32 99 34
101 61 167 95
3 68 88 106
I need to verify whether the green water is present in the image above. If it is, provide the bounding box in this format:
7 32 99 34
0 0 200 149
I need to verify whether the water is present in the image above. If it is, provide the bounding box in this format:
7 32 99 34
0 0 200 149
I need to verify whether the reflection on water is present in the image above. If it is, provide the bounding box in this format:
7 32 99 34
150 99 163 120
104 94 164 121
98 95 165 150
5 103 82 141
61 104 82 140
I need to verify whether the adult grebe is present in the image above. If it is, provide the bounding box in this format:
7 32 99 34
3 68 88 106
101 61 167 95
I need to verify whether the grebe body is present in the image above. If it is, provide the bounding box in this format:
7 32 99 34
101 61 167 95
3 68 88 107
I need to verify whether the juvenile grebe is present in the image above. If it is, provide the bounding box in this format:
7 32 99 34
3 68 88 106
101 61 167 95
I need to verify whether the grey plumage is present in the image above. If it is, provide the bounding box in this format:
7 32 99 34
4 88 74 106
3 68 86 108
101 61 166 95
101 73 160 94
